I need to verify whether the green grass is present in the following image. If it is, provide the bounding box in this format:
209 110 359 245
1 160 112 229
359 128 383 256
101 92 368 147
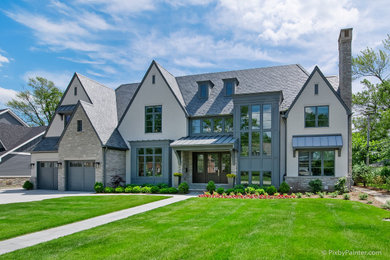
0 195 168 241
2 198 389 259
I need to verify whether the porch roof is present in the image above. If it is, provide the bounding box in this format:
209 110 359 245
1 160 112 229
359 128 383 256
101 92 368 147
171 135 237 150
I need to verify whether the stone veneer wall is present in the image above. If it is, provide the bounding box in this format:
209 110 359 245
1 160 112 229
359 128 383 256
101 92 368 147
105 149 126 187
57 107 103 191
181 151 193 184
0 177 30 189
285 176 340 192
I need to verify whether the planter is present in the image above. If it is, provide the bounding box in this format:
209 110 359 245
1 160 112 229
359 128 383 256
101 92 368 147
174 176 181 187
228 177 235 187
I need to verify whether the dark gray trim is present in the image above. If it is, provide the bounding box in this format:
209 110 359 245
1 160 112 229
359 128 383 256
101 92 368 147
144 105 162 134
222 78 238 97
190 116 233 136
285 66 351 117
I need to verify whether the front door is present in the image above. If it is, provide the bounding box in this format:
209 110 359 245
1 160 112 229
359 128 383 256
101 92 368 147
193 152 230 183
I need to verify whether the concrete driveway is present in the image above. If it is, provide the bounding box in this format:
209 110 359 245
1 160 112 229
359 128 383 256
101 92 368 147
0 189 94 204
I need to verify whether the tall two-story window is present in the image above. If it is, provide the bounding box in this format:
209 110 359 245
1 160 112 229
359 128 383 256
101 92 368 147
145 105 162 133
305 106 329 127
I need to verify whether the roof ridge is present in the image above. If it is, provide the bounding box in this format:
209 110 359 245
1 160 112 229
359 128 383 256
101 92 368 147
175 64 305 79
75 72 115 92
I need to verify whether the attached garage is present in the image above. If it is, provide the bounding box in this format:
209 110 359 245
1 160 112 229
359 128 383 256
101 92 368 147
37 162 58 190
67 161 95 191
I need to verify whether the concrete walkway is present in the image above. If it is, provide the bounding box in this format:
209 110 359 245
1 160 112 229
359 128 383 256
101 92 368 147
0 194 193 255
353 186 390 204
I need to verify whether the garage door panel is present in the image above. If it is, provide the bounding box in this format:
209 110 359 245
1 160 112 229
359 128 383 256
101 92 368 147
67 161 95 191
38 162 58 190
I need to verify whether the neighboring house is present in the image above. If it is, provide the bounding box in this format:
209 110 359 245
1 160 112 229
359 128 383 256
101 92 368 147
31 28 352 191
0 111 46 188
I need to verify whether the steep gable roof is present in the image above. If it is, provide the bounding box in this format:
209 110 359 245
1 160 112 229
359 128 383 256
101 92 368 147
115 83 139 121
0 123 46 157
285 66 351 117
0 109 29 127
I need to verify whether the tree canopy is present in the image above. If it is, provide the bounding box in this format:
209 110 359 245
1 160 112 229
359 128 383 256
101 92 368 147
7 77 63 126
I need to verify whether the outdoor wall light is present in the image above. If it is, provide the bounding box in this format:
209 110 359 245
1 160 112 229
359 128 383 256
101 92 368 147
30 163 35 169
57 162 63 168
94 162 101 168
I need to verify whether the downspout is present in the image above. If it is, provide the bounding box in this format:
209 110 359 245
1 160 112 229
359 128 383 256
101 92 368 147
103 146 108 186
283 114 287 181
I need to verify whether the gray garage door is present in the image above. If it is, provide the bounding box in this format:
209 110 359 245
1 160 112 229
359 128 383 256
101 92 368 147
37 162 58 190
67 161 95 191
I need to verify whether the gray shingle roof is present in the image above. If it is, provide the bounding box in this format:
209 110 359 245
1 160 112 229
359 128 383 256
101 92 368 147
115 83 139 121
175 64 310 116
33 136 60 152
0 123 46 156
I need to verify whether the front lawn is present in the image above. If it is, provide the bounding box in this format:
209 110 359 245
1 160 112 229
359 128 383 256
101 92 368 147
2 198 389 259
0 195 168 241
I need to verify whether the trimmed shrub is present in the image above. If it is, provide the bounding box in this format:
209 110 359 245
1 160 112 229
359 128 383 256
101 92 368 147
245 187 256 194
115 186 125 193
126 184 137 188
226 188 234 194
141 186 152 193
296 192 303 198
308 179 323 193
125 186 132 193
159 188 170 194
334 177 348 194
178 182 189 194
150 186 160 194
279 181 290 194
132 186 142 193
266 185 277 195
23 180 33 190
104 187 114 193
168 187 178 194
94 182 104 193
157 183 169 189
317 192 325 198
234 188 245 195
255 188 265 195
343 193 350 200
234 184 245 190
248 184 261 190
329 192 338 198
206 181 216 193
141 183 154 187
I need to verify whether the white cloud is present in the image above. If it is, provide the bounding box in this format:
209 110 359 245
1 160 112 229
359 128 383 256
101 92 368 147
75 0 156 14
0 86 17 107
23 70 73 90
0 54 9 67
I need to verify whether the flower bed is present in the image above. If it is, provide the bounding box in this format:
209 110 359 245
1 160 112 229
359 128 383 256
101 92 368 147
199 193 296 199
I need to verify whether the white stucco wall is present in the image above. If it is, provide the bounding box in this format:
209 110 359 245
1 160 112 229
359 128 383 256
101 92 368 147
45 77 91 137
286 70 349 177
119 64 187 183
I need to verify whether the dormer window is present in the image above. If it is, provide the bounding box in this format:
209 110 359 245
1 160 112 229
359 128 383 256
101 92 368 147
197 81 214 99
223 78 238 97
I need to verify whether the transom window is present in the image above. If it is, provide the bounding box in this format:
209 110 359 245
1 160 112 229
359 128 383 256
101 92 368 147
191 117 233 135
305 106 329 127
240 104 272 157
137 147 162 177
145 105 162 133
298 150 335 176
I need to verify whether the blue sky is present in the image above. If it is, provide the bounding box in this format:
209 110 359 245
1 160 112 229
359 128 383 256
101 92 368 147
0 0 389 108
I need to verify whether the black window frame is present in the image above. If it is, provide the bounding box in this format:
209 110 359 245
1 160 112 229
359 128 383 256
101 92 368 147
314 84 318 95
74 87 77 96
190 116 233 135
77 120 82 132
137 147 163 177
145 105 162 133
152 75 155 84
304 105 329 128
198 83 209 99
298 150 335 176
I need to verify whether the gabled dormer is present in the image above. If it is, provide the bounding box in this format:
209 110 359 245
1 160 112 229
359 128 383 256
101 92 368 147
197 80 214 99
222 78 238 97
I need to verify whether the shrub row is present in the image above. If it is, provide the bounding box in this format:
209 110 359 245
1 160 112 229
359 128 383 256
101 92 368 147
94 182 190 194
206 180 290 196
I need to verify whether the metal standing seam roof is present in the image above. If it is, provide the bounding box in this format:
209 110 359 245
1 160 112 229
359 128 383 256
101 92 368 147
56 105 76 114
292 135 343 149
171 135 237 147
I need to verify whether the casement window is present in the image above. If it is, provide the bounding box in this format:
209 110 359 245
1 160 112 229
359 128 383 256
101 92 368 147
191 117 233 135
240 171 272 186
199 83 209 99
145 105 162 133
298 150 335 176
305 106 329 127
239 104 272 157
77 120 82 132
223 78 238 97
137 147 162 177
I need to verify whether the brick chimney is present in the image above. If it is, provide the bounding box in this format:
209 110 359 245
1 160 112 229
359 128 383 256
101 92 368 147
338 28 353 109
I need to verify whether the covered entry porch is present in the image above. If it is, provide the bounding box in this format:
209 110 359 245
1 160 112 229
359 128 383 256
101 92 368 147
171 135 238 189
